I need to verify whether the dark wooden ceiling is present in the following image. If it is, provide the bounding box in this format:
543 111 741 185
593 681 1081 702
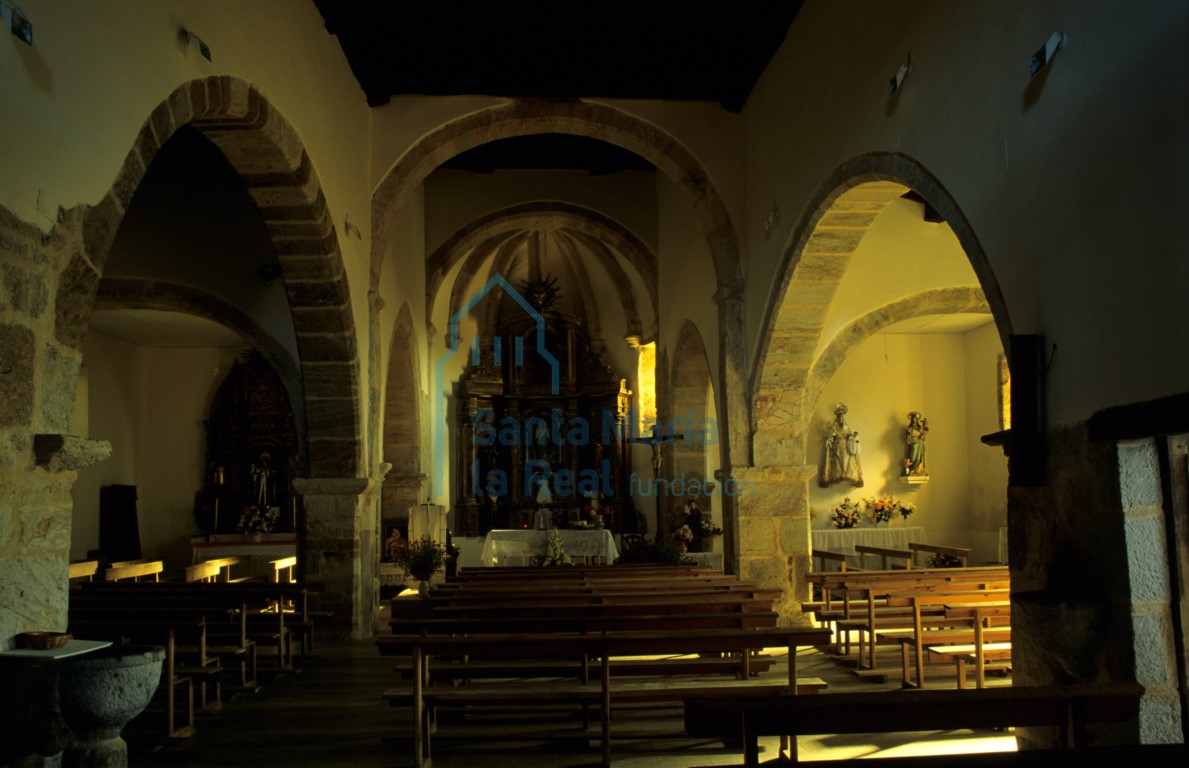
313 1 802 113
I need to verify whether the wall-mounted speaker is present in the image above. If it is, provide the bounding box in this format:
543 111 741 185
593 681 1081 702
1009 334 1046 487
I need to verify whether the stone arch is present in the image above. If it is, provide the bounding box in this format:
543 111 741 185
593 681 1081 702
804 287 991 418
64 77 361 477
94 278 302 395
372 98 748 476
667 321 720 552
738 153 1008 622
382 303 423 522
751 152 1009 468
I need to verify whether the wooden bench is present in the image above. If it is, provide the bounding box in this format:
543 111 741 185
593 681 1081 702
684 681 1145 766
271 555 297 583
927 642 1013 689
186 556 252 583
803 567 1009 658
854 544 913 570
68 560 99 582
846 587 1010 672
377 625 832 768
104 559 164 582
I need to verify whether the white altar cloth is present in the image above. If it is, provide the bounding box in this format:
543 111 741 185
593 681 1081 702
480 529 619 566
811 526 926 569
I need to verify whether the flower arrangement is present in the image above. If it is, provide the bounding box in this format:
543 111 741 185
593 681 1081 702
861 494 916 524
535 528 572 566
237 504 279 534
392 534 448 581
701 519 724 537
929 552 963 568
831 497 862 529
672 524 694 546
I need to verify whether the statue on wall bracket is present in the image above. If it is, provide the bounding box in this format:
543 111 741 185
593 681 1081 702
820 403 863 488
903 411 929 479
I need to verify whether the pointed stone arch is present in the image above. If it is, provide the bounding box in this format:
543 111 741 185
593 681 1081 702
62 77 362 478
371 98 749 485
382 303 424 523
739 152 1008 623
751 153 1009 468
667 321 723 555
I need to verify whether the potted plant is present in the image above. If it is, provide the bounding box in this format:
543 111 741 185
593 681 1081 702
392 534 447 596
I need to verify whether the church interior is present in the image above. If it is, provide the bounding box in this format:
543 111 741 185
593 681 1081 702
1 0 1187 764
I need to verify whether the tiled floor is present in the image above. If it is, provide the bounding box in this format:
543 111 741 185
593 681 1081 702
131 622 1016 767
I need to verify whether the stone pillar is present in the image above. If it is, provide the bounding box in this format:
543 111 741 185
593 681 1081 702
1117 439 1183 743
1009 424 1140 748
294 477 376 640
0 435 110 650
731 464 815 626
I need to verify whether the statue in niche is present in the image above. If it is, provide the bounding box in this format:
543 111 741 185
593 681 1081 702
904 411 929 477
820 403 863 488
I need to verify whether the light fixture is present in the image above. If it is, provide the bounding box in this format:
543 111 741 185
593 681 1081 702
1030 32 1065 78
763 201 779 237
181 27 212 61
888 53 911 94
0 0 32 45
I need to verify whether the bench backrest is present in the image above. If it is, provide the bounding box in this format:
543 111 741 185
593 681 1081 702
105 560 164 582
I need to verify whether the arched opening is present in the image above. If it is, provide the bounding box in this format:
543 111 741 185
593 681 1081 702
665 321 723 562
58 78 370 637
748 153 1008 623
370 101 749 524
381 303 423 533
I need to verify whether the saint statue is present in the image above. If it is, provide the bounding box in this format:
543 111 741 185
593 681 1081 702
904 411 929 477
820 403 863 487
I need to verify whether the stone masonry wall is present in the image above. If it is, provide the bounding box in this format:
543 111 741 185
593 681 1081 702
0 205 95 649
1008 423 1140 748
1117 439 1184 743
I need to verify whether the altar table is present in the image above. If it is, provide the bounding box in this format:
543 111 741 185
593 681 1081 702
480 529 619 566
811 526 926 569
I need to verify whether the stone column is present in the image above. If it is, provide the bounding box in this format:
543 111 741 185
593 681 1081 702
0 435 111 650
294 477 375 640
731 464 815 626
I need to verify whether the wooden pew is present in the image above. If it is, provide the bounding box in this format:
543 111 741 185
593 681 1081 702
68 560 99 582
844 586 1010 672
105 560 164 582
271 555 297 583
683 682 1145 766
802 566 1010 656
74 579 319 668
854 544 913 570
186 556 252 583
377 625 832 768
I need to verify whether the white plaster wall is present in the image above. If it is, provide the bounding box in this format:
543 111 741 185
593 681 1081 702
808 331 1005 564
71 331 245 573
965 323 1010 560
743 0 1189 426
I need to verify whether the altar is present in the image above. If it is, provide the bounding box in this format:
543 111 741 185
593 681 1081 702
480 529 619 566
811 526 926 569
